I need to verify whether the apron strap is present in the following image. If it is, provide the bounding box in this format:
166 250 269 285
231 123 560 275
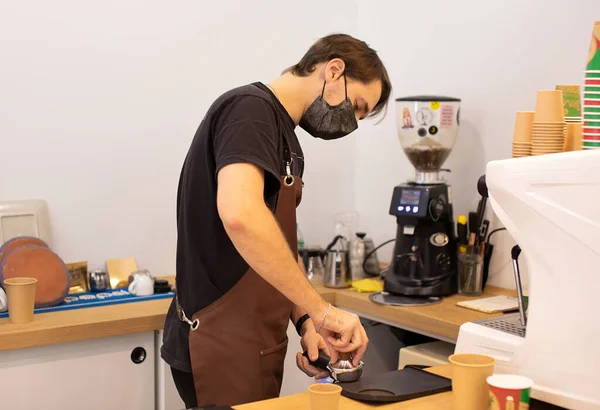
282 136 295 187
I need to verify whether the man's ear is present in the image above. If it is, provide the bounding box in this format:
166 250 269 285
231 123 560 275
326 58 346 80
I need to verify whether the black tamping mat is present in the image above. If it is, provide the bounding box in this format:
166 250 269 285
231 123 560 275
338 366 452 403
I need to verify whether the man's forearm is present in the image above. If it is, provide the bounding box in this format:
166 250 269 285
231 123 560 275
292 257 316 335
223 206 328 320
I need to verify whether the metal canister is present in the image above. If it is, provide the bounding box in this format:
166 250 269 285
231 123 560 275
88 270 109 292
323 235 351 288
349 233 381 280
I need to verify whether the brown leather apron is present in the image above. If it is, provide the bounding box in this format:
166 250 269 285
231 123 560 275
176 148 303 407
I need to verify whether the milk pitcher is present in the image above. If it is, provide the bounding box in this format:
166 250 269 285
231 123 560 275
323 235 351 288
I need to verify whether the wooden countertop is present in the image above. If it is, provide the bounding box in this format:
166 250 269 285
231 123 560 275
235 365 453 410
315 284 515 342
0 275 513 351
0 275 176 351
0 297 172 351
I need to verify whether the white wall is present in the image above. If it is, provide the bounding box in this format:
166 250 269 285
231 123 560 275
0 0 358 272
353 0 598 288
0 0 360 397
4 0 595 284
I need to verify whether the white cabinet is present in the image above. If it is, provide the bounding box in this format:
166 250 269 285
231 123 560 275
0 332 155 410
155 330 185 410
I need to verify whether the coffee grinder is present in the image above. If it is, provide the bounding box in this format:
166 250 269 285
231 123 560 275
376 96 461 305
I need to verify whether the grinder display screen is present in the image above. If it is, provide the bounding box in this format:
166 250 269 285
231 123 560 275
400 190 421 205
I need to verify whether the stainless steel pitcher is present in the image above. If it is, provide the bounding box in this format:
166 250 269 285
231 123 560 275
324 235 352 288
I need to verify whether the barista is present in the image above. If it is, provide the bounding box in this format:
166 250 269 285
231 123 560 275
161 33 392 408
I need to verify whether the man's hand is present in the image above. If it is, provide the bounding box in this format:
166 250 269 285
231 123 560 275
296 328 330 379
317 306 369 367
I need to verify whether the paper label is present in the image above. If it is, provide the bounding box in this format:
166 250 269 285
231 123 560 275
587 22 600 67
401 107 415 129
556 85 582 117
489 385 531 410
440 105 454 129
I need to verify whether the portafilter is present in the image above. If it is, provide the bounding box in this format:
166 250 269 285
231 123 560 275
302 350 364 383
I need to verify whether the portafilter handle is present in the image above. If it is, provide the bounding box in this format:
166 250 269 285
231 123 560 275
476 174 489 233
477 174 488 198
302 350 332 371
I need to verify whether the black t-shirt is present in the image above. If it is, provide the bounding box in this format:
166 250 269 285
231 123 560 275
161 82 304 372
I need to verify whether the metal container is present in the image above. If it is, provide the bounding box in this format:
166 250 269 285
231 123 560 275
349 233 381 280
323 235 351 288
363 237 381 276
300 248 325 284
88 270 109 292
330 352 364 382
349 233 367 281
303 350 364 383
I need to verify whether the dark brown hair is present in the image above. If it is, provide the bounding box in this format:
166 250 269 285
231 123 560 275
284 33 392 119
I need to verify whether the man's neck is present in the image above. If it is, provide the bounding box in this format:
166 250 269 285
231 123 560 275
267 73 319 126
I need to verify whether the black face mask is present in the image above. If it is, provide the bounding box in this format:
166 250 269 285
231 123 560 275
299 75 358 140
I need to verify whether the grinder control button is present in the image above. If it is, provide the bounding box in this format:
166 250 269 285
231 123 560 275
430 232 449 247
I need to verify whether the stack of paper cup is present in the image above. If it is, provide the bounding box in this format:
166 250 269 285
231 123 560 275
556 84 582 123
532 90 566 155
584 71 600 149
512 111 533 157
565 122 583 151
583 21 600 150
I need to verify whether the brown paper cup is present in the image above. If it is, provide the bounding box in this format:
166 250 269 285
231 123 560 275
532 123 566 129
308 383 342 410
513 112 534 143
4 277 37 323
534 90 565 122
532 132 565 137
566 123 583 151
449 353 495 410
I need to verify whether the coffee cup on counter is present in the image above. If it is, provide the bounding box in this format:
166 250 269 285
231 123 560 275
128 274 154 296
0 287 7 312
4 277 38 323
449 353 496 410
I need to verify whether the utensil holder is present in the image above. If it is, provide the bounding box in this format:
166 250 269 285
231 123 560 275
458 252 483 296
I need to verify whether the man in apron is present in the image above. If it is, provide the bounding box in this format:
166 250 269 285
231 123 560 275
161 33 392 408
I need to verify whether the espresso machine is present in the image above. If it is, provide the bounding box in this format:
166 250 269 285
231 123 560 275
374 96 461 306
456 151 600 409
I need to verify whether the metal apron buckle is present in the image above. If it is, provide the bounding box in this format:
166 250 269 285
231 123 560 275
284 161 295 187
176 296 199 331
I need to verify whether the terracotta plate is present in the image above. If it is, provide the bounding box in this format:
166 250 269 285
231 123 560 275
0 245 70 308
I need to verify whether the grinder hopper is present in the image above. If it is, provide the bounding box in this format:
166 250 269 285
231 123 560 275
395 96 461 184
